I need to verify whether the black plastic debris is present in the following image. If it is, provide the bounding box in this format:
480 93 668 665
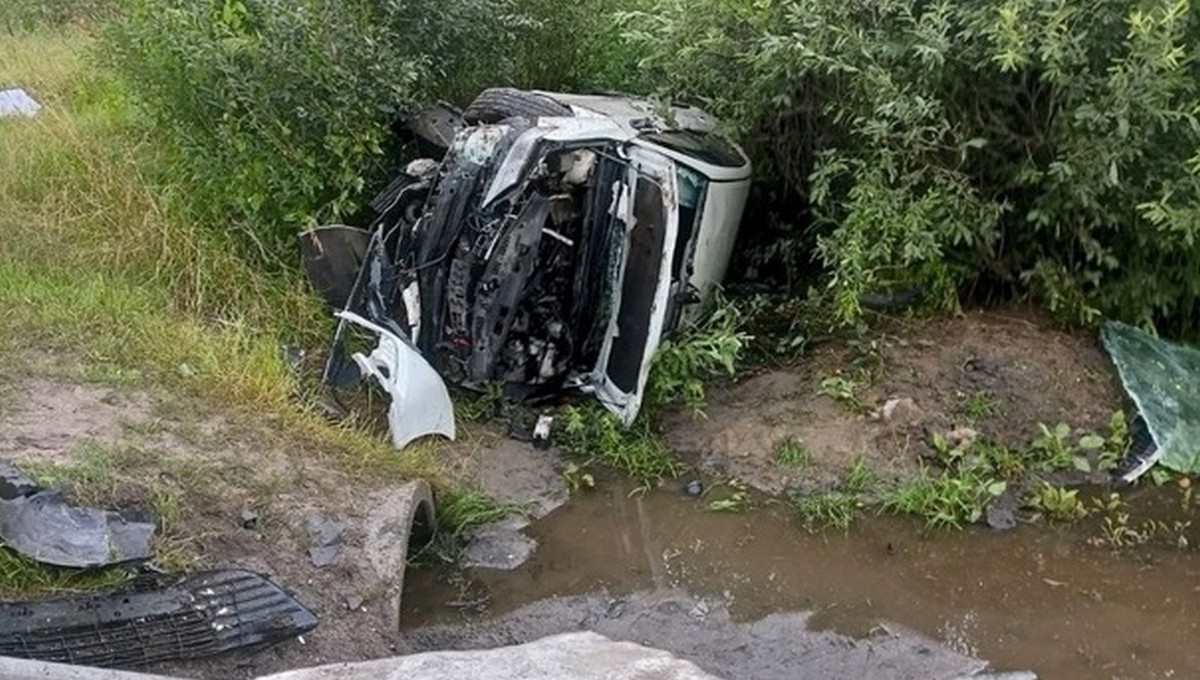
0 570 317 668
1111 414 1160 484
0 461 155 568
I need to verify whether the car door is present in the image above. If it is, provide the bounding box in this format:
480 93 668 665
592 148 679 425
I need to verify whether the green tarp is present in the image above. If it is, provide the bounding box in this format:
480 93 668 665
1102 321 1200 474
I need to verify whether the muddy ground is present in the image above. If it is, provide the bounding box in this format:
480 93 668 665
664 307 1123 495
0 309 1139 678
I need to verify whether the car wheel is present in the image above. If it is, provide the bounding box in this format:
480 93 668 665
463 88 572 124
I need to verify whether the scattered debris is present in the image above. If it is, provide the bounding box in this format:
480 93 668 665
305 510 345 568
240 508 260 529
1102 321 1200 481
345 593 365 611
0 570 316 667
462 516 537 570
683 480 704 497
532 415 555 449
0 88 40 118
0 459 155 568
303 89 751 446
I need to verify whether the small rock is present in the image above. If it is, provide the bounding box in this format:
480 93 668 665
305 510 345 568
687 599 710 621
239 509 259 529
985 487 1020 531
345 593 365 611
946 426 979 451
462 516 536 570
875 397 924 426
683 480 704 497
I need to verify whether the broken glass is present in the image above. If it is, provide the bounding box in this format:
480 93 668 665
1102 321 1200 474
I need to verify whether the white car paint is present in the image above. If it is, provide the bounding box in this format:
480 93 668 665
335 310 456 448
591 148 682 425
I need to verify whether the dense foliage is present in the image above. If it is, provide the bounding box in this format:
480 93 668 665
94 0 1200 333
624 0 1200 333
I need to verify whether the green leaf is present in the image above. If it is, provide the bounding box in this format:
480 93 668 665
1072 456 1092 473
1078 434 1105 450
986 480 1008 497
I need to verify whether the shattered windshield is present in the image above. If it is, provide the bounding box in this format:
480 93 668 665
1102 321 1200 473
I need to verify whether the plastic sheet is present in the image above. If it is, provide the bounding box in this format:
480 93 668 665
1102 321 1200 474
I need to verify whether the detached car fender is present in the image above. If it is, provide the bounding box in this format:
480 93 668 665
335 310 456 449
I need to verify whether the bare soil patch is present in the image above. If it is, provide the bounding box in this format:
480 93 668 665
662 308 1123 495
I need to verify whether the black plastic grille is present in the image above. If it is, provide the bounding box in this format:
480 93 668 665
0 570 317 668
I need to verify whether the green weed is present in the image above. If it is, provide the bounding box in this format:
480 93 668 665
962 390 998 422
562 462 596 493
645 295 751 416
819 376 864 413
843 457 873 494
437 491 524 539
0 549 131 599
705 479 750 512
791 460 873 532
792 492 863 532
775 438 812 469
883 467 1006 530
1088 492 1192 550
1026 483 1088 523
558 405 679 489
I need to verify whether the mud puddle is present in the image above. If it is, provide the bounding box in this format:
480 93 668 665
403 479 1200 680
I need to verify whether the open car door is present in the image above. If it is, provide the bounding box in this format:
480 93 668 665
592 148 680 425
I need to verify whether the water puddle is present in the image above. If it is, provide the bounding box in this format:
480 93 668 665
404 479 1200 679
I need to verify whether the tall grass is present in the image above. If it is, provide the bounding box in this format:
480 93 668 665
0 28 438 483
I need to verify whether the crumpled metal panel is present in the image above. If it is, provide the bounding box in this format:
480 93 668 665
336 310 456 449
1102 321 1200 474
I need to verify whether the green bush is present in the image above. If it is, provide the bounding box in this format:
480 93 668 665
510 0 649 91
624 0 1200 333
105 0 528 264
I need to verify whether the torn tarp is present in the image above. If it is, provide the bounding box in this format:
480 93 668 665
0 461 155 568
1102 321 1200 476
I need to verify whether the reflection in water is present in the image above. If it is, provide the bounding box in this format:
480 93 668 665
404 478 1200 680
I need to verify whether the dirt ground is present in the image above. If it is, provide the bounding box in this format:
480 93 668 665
0 364 425 678
662 307 1124 495
0 308 1127 677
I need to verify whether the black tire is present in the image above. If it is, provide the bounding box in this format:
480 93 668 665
462 88 571 124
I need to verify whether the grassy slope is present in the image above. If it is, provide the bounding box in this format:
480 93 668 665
0 27 448 592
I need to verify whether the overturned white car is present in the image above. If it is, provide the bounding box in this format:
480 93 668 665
302 89 751 447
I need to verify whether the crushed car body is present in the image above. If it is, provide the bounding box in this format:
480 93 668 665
302 89 751 447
